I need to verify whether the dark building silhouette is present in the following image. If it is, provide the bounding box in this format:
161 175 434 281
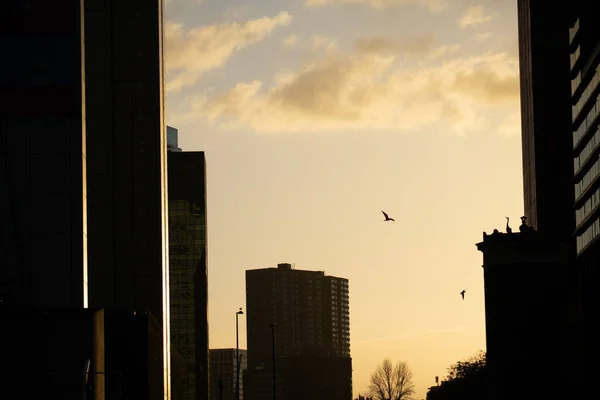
517 0 576 242
278 355 353 400
210 348 248 400
475 226 577 400
84 0 170 335
245 263 352 400
0 306 183 400
0 0 88 308
568 1 600 388
168 149 209 400
84 0 173 396
0 0 172 396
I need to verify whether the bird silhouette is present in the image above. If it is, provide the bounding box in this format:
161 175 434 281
505 217 512 233
381 211 395 222
460 289 466 300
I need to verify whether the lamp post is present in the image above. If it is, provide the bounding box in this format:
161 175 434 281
218 376 223 400
270 323 276 400
236 308 244 400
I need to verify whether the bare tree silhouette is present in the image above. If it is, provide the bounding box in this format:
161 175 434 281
368 358 415 400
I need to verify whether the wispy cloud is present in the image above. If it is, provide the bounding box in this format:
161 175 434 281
473 32 492 42
458 5 493 29
281 34 298 48
165 12 292 93
353 35 459 58
305 0 447 12
171 44 519 135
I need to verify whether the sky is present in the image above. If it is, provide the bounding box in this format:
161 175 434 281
164 0 523 398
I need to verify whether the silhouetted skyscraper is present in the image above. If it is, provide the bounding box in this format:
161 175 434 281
84 1 172 397
168 149 209 400
569 5 600 256
517 0 575 242
245 263 352 400
0 0 88 307
1 0 172 397
568 1 600 389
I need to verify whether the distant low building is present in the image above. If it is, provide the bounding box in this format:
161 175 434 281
210 348 248 400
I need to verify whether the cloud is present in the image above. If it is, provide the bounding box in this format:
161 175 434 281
165 12 292 93
497 110 521 136
171 45 519 135
353 35 459 58
281 34 298 48
473 32 492 42
458 5 493 29
310 35 338 51
305 0 447 12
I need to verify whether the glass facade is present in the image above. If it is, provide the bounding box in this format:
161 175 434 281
0 0 87 308
168 152 209 400
168 126 183 152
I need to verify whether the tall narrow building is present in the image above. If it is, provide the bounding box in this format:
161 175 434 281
568 0 600 388
517 0 576 243
168 146 209 400
84 0 172 397
245 263 352 400
1 0 173 398
0 0 88 308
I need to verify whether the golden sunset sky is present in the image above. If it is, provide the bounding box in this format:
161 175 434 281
165 0 523 398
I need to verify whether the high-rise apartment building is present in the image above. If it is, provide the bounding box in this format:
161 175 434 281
168 148 209 400
517 0 576 243
0 0 88 307
210 348 248 400
245 263 351 400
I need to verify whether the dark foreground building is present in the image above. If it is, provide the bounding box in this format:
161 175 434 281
84 0 170 342
168 151 209 400
0 0 88 308
568 1 600 387
0 0 172 397
0 305 183 400
476 221 581 400
517 0 575 242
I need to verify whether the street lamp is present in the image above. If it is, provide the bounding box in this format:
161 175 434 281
236 308 244 400
270 323 276 400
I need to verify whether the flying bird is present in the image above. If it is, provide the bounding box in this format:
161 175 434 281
505 217 512 233
460 289 466 300
381 211 395 222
